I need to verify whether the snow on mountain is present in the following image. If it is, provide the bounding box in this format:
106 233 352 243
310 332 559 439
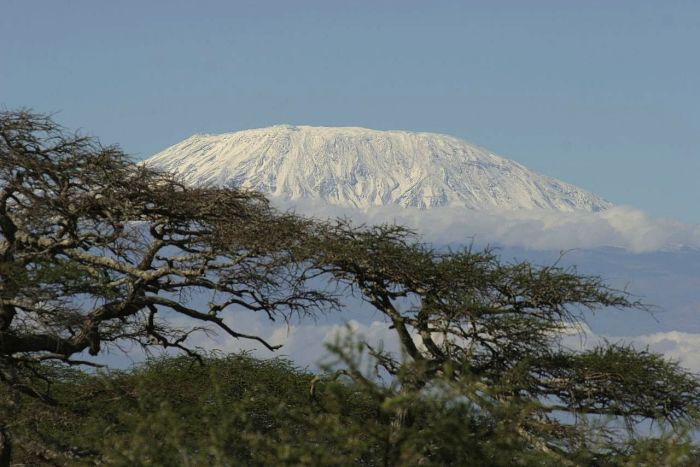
145 125 611 212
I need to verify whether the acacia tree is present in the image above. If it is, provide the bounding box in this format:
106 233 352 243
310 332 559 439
0 110 338 461
314 223 700 465
1 109 698 465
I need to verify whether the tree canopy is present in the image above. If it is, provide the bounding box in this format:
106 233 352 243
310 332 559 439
0 109 699 465
314 225 700 463
0 109 333 370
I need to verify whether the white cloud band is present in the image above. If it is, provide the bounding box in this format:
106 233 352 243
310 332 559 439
273 198 700 253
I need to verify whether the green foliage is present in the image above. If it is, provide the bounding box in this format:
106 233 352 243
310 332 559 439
4 353 697 466
1 109 699 465
1 354 385 466
308 222 700 464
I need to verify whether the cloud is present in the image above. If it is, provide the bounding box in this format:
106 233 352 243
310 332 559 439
561 324 700 374
140 312 700 376
179 317 400 370
278 322 700 375
632 331 700 373
272 198 700 253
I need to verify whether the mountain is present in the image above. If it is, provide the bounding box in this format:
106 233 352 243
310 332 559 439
145 125 610 211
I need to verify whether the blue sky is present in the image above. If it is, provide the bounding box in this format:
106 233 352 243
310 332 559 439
2 1 698 222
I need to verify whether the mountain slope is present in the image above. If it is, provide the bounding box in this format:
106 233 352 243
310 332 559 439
145 125 610 211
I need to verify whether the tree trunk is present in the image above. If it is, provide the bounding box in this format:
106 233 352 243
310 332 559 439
386 404 413 466
0 426 11 467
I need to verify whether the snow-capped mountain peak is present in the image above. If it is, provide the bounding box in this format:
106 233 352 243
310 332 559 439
145 125 610 212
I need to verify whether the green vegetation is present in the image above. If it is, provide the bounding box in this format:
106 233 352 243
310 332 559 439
3 353 699 466
3 354 382 466
1 109 699 465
